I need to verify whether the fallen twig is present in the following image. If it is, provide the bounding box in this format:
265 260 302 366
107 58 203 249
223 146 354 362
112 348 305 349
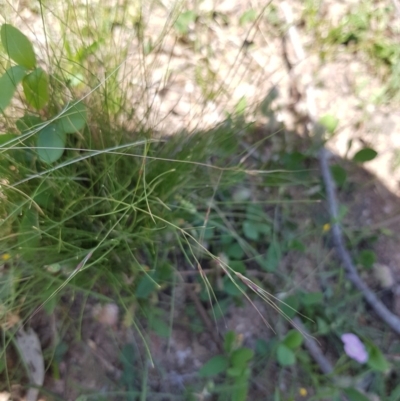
319 148 400 334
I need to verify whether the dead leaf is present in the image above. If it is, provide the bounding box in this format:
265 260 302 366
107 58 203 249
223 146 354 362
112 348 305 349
15 329 44 401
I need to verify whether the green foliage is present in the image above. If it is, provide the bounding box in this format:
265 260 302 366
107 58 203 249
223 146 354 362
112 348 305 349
0 23 88 164
330 164 347 187
0 65 26 112
18 208 40 258
282 330 303 349
276 343 296 366
1 24 36 69
199 355 229 377
22 68 49 109
366 342 389 372
199 331 254 401
353 148 378 163
0 5 397 401
56 101 87 133
36 124 66 164
343 388 370 401
357 249 376 269
276 330 303 367
265 239 281 272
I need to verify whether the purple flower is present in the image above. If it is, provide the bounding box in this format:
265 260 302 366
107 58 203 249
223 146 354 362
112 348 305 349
341 333 368 364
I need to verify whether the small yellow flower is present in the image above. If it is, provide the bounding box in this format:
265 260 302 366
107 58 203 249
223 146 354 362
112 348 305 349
1 253 10 261
322 223 331 233
299 388 307 397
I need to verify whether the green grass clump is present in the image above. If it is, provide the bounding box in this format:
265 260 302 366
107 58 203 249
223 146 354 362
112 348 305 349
0 18 254 395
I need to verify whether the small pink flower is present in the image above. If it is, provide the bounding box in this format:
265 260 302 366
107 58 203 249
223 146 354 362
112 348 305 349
341 333 368 364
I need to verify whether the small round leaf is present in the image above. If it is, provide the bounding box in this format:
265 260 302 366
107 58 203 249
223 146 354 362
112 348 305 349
36 124 66 164
277 343 296 366
353 148 378 163
23 68 49 109
199 355 229 377
282 330 304 349
231 348 254 368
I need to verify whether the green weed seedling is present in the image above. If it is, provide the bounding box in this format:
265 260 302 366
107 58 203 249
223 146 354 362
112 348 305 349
199 330 254 401
276 330 304 367
0 23 87 165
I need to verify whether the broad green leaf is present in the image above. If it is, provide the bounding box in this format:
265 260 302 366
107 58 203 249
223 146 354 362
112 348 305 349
353 148 378 163
23 68 49 109
199 355 229 377
18 208 40 254
282 330 303 349
0 65 26 112
56 101 87 133
231 347 254 368
36 124 66 164
367 343 389 372
343 388 370 401
319 114 339 134
1 24 36 69
276 343 295 366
